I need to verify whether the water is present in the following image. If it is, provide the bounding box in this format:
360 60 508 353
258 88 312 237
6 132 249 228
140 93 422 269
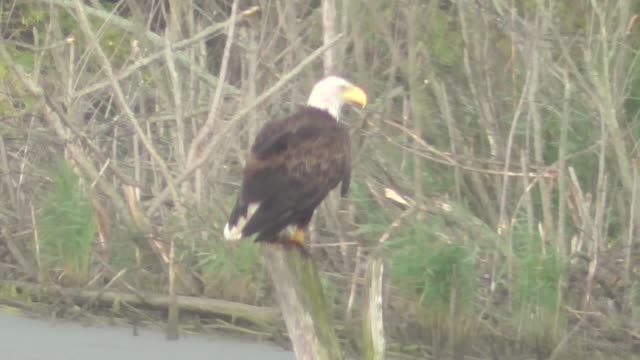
0 312 294 360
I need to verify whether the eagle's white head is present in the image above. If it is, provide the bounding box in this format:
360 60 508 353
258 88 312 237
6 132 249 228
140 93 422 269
306 76 367 120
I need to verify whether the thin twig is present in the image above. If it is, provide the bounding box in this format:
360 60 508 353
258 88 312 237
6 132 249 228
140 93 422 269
30 203 41 282
186 0 239 166
72 0 184 219
624 166 637 283
164 31 186 164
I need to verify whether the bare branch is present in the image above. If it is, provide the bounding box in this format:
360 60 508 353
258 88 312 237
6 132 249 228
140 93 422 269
147 34 345 215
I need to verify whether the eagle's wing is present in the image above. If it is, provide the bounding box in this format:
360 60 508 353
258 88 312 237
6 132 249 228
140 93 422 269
340 145 351 197
227 111 350 241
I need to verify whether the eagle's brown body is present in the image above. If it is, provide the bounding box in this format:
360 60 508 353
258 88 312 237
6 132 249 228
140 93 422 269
224 76 366 245
226 107 351 243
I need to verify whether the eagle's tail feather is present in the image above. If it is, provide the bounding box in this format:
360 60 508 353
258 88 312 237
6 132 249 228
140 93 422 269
242 203 292 240
225 196 292 241
225 195 318 243
223 199 260 241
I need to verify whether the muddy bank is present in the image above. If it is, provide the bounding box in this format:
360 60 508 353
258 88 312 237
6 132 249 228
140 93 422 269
0 312 294 360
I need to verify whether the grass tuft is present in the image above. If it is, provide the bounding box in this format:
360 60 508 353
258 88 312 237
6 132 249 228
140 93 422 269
512 228 565 356
37 160 95 284
198 239 263 302
388 214 476 352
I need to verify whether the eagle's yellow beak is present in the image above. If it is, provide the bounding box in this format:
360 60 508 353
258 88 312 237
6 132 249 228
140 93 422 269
342 86 367 108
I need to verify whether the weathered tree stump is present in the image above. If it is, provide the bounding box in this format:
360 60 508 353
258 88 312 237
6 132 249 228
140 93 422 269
362 255 386 360
261 243 343 360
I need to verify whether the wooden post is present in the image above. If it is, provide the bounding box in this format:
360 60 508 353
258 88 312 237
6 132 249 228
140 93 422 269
362 255 385 360
362 205 415 359
261 243 343 360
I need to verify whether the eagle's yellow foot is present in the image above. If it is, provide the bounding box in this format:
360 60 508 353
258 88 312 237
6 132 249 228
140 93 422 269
291 228 305 244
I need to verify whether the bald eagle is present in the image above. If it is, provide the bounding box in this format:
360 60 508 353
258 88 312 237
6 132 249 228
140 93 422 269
223 76 367 245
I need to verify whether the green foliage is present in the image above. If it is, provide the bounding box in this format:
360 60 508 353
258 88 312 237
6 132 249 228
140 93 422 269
196 239 263 302
9 47 34 73
16 5 47 28
0 61 7 80
427 8 463 68
112 297 122 314
0 46 36 113
320 273 338 312
624 45 640 127
349 181 390 240
631 281 640 323
199 239 258 277
389 216 475 315
512 227 564 351
346 1 397 59
37 160 96 283
514 252 562 314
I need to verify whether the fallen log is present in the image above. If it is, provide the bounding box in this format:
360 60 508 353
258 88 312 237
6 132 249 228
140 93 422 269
0 280 279 326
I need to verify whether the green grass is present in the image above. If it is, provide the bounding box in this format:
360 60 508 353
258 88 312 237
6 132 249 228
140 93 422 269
37 160 96 283
512 227 565 355
197 238 264 302
631 281 640 324
199 239 258 276
388 214 475 311
387 213 476 352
